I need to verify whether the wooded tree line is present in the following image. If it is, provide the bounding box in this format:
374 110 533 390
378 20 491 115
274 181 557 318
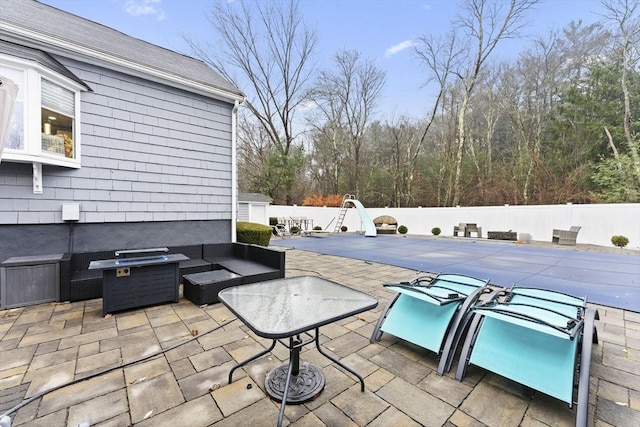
191 0 639 207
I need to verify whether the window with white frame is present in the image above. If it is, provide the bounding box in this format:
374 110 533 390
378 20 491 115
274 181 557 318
0 55 83 168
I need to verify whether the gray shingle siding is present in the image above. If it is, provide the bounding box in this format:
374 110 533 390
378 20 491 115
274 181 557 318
0 1 241 261
0 58 234 225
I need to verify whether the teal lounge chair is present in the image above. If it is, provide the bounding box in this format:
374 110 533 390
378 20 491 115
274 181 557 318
455 286 599 427
370 273 491 375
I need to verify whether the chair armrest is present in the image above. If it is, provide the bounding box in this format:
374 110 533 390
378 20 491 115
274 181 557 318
247 245 285 271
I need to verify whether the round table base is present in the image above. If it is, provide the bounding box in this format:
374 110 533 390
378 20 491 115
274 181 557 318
265 362 325 404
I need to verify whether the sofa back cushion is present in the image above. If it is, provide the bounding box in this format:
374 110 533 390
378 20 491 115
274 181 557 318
203 243 248 260
168 245 203 260
70 251 115 271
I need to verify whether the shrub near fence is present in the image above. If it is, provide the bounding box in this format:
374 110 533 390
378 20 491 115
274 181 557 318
236 222 272 246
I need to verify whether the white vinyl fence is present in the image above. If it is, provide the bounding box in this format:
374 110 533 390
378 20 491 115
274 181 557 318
267 203 640 249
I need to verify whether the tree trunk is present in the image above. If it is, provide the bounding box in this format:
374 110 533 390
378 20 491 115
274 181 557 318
452 93 470 206
620 44 640 183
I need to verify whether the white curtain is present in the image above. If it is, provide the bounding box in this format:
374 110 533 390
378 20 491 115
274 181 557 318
0 75 19 162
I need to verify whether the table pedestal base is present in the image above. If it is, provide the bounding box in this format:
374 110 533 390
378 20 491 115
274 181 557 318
227 326 367 427
265 362 325 403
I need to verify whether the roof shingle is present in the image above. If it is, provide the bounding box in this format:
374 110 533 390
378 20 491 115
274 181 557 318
0 0 243 101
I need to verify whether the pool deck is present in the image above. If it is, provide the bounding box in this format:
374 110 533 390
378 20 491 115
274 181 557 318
0 242 639 426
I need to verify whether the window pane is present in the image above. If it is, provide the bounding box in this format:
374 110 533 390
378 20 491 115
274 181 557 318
41 79 74 116
41 107 74 158
41 79 75 158
0 67 25 150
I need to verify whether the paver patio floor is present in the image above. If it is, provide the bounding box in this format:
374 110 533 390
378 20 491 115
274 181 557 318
0 247 639 426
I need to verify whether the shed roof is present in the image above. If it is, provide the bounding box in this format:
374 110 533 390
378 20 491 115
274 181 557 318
0 0 243 102
238 193 271 204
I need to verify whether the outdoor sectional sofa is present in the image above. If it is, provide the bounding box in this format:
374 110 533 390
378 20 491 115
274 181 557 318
167 245 213 280
59 243 285 304
181 243 285 306
203 243 285 282
60 250 115 302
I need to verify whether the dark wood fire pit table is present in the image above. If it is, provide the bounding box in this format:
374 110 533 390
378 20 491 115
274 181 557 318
218 276 378 427
89 248 187 316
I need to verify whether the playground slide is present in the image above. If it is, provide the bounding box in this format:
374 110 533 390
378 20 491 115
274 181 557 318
347 199 377 237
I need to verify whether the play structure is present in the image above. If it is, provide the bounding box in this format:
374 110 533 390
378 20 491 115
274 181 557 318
270 195 376 238
333 194 376 237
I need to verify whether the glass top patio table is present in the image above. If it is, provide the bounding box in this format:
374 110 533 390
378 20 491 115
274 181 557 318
218 276 378 427
218 275 378 339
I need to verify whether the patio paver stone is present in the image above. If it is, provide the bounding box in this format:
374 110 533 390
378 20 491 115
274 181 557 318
0 244 637 426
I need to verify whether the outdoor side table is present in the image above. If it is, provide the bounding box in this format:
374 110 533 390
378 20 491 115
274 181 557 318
218 276 378 427
183 269 242 305
487 231 517 241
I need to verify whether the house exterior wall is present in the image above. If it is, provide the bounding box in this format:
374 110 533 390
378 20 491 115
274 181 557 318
0 57 235 261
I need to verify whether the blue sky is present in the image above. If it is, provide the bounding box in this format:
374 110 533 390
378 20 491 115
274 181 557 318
39 0 604 121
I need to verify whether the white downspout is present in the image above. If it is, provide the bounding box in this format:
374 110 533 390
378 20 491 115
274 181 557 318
231 99 239 242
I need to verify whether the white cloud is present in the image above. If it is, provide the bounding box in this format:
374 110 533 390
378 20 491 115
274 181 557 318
384 40 414 58
296 99 318 112
124 0 166 21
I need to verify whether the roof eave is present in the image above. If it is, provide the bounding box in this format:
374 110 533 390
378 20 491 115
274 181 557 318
0 22 245 104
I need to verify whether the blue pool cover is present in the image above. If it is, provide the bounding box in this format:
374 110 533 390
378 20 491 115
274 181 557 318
271 235 640 312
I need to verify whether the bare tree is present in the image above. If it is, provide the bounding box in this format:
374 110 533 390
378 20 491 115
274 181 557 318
464 65 503 201
414 31 464 147
306 73 348 195
600 0 640 184
236 113 279 196
431 82 463 206
387 117 425 206
503 33 566 204
449 0 538 206
187 0 317 204
556 20 610 84
308 50 386 198
413 31 464 205
306 122 347 195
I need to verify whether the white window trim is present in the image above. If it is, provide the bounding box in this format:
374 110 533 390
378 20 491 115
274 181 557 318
0 53 84 169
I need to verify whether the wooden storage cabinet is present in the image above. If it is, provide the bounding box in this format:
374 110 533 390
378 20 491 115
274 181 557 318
0 254 63 309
